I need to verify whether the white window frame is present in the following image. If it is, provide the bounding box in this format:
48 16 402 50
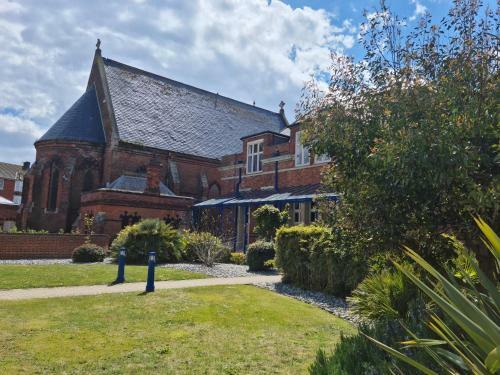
315 153 331 164
310 201 320 223
12 195 21 205
293 202 302 225
295 131 310 166
246 139 264 174
14 180 23 193
0 178 4 190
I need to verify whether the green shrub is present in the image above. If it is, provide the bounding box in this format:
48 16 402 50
183 231 229 266
229 252 246 265
263 259 275 269
246 241 275 271
72 244 105 263
110 219 184 264
252 204 289 241
275 225 367 296
310 304 436 375
348 265 416 321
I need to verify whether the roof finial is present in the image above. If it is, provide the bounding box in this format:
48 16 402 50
96 38 101 50
279 100 285 111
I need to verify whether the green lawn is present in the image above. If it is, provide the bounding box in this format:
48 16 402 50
0 285 354 374
0 264 206 289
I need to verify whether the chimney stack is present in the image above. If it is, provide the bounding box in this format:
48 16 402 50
22 161 30 171
145 157 162 195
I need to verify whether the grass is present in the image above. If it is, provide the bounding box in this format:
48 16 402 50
0 264 206 289
0 285 355 374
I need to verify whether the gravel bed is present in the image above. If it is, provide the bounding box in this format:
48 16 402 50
159 262 277 278
0 258 115 265
0 258 73 265
256 281 359 324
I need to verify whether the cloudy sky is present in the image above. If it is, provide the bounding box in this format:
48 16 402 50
0 0 456 164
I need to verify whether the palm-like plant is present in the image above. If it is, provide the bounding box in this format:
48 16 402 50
365 217 500 374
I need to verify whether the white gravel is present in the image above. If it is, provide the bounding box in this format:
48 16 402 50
0 259 73 265
159 262 277 278
256 281 359 324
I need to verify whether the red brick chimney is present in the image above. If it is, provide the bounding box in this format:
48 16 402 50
145 157 162 195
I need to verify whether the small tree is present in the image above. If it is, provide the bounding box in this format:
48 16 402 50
253 205 289 241
82 213 94 244
185 231 227 267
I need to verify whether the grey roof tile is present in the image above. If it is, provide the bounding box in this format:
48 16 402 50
102 58 285 159
0 162 24 180
39 86 105 144
105 175 175 196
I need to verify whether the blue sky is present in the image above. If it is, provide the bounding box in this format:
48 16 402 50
0 0 483 164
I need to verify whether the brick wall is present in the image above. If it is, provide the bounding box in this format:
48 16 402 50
0 233 110 259
0 178 15 201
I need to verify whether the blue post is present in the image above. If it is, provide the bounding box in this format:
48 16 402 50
115 246 126 283
145 251 156 292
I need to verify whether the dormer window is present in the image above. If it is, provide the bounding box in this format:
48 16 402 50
247 140 264 174
295 131 310 166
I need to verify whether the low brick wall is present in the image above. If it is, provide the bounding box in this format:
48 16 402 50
0 233 110 259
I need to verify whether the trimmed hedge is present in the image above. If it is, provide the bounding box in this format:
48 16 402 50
246 241 275 271
275 225 367 296
72 243 105 263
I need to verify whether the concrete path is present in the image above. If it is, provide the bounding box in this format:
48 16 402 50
0 275 282 301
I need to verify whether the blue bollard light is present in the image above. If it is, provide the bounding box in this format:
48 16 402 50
115 247 126 284
145 251 156 292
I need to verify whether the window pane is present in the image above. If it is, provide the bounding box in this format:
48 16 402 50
247 156 252 173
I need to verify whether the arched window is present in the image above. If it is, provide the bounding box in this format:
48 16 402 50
48 168 59 211
82 170 93 192
208 183 220 199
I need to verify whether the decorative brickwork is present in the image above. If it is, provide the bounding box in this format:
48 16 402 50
0 233 109 259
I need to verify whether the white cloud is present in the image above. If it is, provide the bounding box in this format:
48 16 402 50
410 0 427 21
0 0 357 163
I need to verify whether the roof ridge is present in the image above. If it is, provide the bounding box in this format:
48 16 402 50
0 162 22 168
101 57 282 118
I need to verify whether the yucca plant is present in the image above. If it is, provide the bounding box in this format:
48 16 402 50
365 217 500 374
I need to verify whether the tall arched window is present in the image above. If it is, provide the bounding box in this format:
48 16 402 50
82 170 93 192
48 168 59 211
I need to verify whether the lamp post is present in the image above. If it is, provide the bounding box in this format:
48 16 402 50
145 251 156 292
115 247 126 284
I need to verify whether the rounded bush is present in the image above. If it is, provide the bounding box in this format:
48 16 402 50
110 219 184 264
72 243 105 263
229 252 246 265
246 241 275 271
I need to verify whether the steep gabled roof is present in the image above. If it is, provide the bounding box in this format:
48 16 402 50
102 58 286 159
38 85 105 144
0 162 24 180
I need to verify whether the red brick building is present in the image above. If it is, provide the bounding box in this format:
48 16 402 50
0 162 29 230
21 44 336 248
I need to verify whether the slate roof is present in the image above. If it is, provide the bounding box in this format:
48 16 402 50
102 58 286 159
0 196 16 205
104 175 175 196
0 162 24 180
39 86 105 144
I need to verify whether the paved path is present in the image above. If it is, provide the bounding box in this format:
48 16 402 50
0 275 282 301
